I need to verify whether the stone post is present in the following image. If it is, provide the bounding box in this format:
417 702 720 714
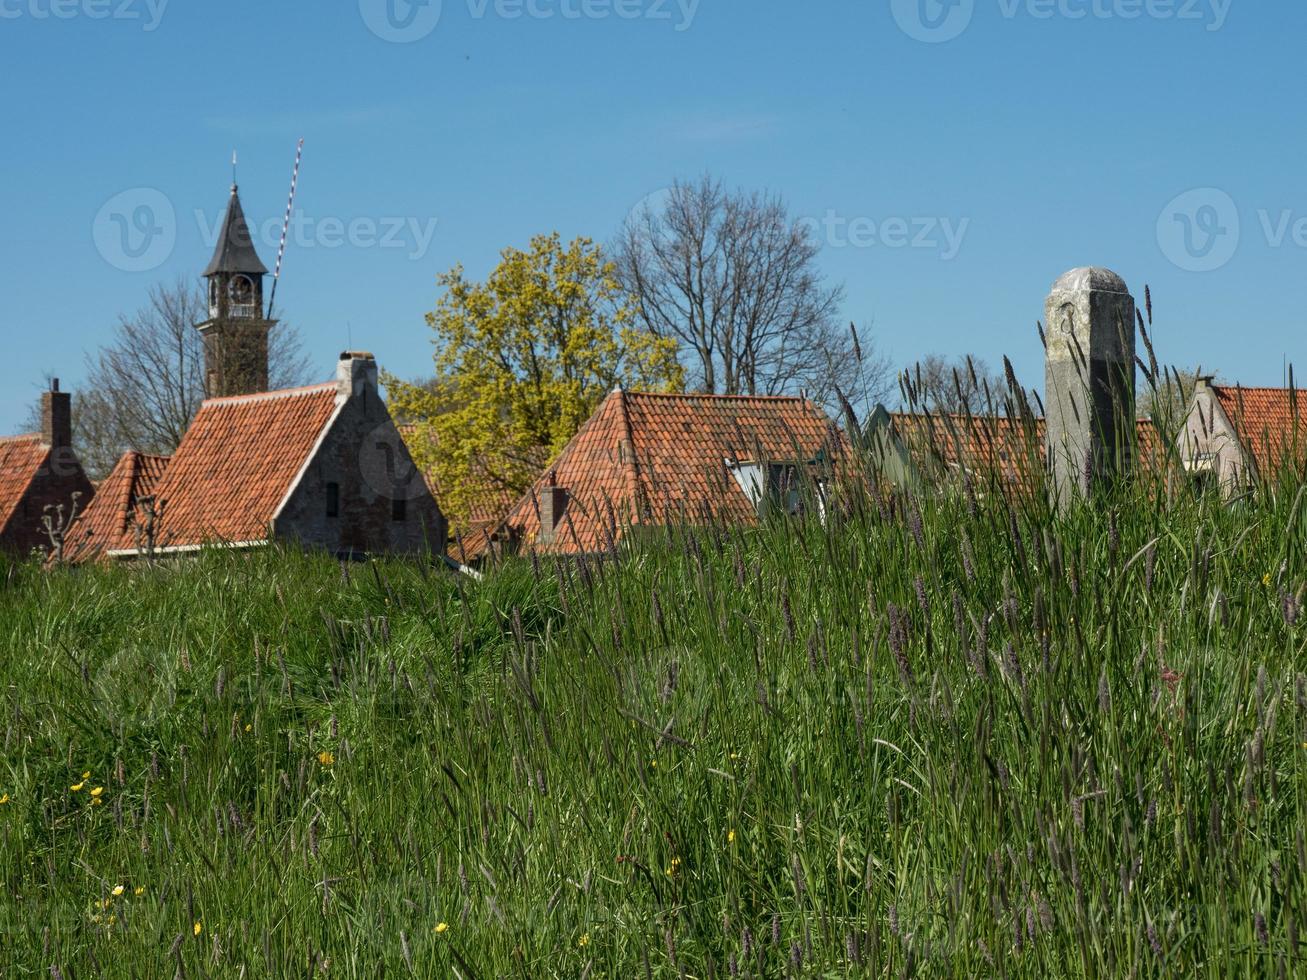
1044 267 1136 504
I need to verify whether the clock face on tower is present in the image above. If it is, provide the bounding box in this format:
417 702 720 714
229 275 254 306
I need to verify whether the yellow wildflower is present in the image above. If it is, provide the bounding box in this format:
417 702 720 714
91 798 103 806
134 886 145 896
193 921 202 937
578 933 590 947
81 772 90 780
90 786 104 798
318 751 335 767
0 793 9 805
111 884 124 897
98 898 113 910
70 782 85 792
245 724 252 733
434 922 449 934
665 857 682 877
1263 573 1272 587
728 830 736 843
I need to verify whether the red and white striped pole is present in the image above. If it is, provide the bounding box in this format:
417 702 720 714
266 137 304 320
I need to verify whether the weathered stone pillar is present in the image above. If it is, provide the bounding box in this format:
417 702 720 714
1044 267 1136 504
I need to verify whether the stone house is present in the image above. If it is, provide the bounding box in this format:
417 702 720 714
1178 378 1307 492
101 353 446 559
96 181 447 560
0 381 95 555
474 389 844 558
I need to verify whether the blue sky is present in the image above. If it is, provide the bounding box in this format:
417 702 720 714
2 0 1303 432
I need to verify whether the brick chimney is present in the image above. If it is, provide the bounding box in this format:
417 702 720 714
40 378 71 450
337 351 378 402
538 470 566 545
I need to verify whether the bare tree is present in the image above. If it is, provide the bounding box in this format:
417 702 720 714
614 176 888 410
901 354 1007 415
21 278 310 478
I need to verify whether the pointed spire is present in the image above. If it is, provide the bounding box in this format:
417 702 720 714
203 185 269 277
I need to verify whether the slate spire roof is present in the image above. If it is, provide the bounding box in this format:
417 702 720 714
203 185 269 277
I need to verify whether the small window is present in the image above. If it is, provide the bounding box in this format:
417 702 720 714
392 496 407 522
326 482 340 518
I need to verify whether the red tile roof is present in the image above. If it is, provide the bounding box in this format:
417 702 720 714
497 390 843 555
69 451 170 562
890 412 1166 492
1211 385 1307 475
0 435 50 534
105 384 340 552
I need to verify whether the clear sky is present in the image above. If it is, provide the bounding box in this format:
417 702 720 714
2 0 1303 432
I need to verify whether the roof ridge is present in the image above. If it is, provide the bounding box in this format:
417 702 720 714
614 389 641 518
203 382 336 406
1214 384 1305 394
623 390 811 403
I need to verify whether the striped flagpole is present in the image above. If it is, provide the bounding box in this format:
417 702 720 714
267 137 304 320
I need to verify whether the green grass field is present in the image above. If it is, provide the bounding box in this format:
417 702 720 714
1 474 1305 977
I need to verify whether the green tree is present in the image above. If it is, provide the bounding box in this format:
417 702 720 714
385 233 682 530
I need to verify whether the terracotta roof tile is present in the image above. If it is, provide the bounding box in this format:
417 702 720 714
1212 385 1307 474
499 391 843 555
0 435 48 534
70 451 169 562
889 412 1167 493
107 384 339 552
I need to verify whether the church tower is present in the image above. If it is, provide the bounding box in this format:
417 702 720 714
196 184 275 397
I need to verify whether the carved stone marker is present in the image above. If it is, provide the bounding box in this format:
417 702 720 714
1044 267 1136 504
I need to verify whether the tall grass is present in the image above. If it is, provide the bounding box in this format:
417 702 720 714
1 472 1305 977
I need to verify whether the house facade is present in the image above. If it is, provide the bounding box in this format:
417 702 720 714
1178 378 1306 492
0 381 95 555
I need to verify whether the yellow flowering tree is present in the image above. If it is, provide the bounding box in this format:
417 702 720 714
385 233 682 530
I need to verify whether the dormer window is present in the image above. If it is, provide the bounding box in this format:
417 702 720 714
726 459 826 519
